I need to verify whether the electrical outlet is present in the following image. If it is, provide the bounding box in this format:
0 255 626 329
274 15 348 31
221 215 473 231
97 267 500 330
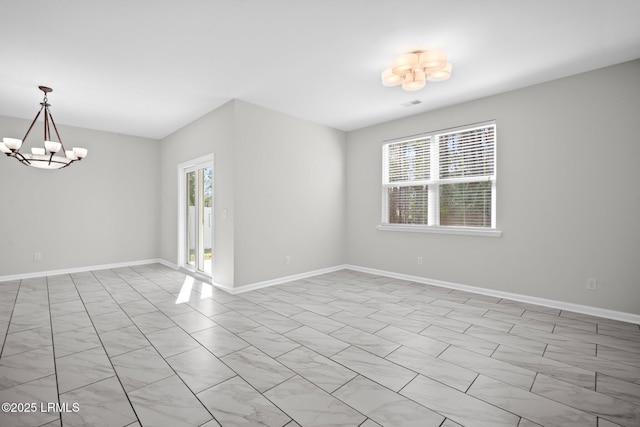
586 278 597 291
34 252 42 261
285 255 291 264
417 256 423 265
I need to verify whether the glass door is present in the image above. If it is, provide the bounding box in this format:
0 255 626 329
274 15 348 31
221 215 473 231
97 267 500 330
181 156 213 277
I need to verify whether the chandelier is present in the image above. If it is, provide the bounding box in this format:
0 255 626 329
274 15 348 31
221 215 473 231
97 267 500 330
381 49 452 91
0 86 88 169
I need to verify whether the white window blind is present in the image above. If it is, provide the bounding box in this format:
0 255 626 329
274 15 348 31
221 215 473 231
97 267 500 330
382 121 496 230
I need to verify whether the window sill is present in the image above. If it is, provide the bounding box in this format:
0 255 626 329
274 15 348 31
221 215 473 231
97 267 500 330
376 224 502 237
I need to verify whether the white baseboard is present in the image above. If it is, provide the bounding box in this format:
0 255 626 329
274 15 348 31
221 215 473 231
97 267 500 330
230 265 349 294
2 259 637 325
0 259 168 283
343 264 640 325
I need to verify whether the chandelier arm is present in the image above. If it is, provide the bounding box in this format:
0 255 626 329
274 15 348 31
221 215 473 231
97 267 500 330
44 106 50 142
10 151 31 165
47 108 66 151
21 106 45 144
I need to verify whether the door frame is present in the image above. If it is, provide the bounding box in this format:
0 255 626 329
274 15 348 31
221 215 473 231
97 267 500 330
177 154 214 278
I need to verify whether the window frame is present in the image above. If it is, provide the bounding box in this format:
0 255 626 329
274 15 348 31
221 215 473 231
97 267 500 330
378 121 501 237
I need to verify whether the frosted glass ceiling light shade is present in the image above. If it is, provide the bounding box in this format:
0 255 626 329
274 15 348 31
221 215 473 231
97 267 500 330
391 52 419 74
419 50 447 70
1 86 88 170
381 68 403 86
382 49 452 92
427 62 453 82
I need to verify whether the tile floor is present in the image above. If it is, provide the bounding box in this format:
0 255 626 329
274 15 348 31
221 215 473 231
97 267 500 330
0 264 639 427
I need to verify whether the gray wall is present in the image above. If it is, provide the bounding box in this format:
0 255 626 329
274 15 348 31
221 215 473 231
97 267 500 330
346 59 640 315
159 101 236 287
233 101 346 287
0 116 160 275
159 100 347 289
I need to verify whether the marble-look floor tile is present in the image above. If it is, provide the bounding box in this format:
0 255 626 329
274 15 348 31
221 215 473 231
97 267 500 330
265 375 366 427
532 374 640 427
544 345 640 384
90 310 135 333
445 309 514 333
198 376 291 427
166 346 235 393
238 326 300 358
0 346 55 389
1 267 638 426
191 326 250 357
187 299 230 317
1 326 52 357
522 310 596 332
327 299 378 317
465 325 546 355
98 325 150 358
509 324 596 355
170 310 217 333
84 299 121 317
145 325 201 358
49 299 86 318
60 376 137 427
290 310 346 334
375 325 449 357
293 302 343 317
210 311 261 334
276 346 357 393
596 374 640 406
130 311 176 334
329 311 388 334
221 346 295 392
331 346 416 392
468 375 596 427
492 345 596 390
285 325 350 357
56 346 115 393
7 310 50 334
330 325 400 357
430 298 488 316
51 310 93 335
121 299 157 317
0 375 59 427
250 309 303 334
259 300 306 317
333 375 444 427
52 326 102 358
439 345 536 390
597 345 640 369
386 346 477 391
554 324 640 354
111 345 174 392
400 374 520 427
408 309 471 333
483 310 555 332
129 375 213 427
421 325 498 356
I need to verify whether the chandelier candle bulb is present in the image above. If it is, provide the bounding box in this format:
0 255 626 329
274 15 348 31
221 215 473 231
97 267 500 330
73 147 88 159
44 140 62 153
0 143 9 154
31 147 46 155
3 137 22 151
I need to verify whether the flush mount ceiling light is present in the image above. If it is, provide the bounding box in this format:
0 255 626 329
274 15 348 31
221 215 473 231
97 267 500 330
381 49 452 91
0 86 88 170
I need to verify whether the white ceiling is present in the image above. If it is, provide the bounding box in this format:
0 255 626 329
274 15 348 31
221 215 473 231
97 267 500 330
1 0 639 140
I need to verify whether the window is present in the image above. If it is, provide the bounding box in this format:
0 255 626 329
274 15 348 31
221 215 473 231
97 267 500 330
381 121 499 235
